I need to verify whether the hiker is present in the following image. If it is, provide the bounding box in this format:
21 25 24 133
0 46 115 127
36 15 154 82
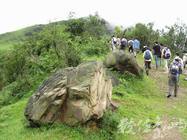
153 42 161 69
162 45 171 73
133 38 140 57
143 46 153 75
167 57 183 98
120 37 128 51
167 61 180 98
128 39 134 54
183 52 187 68
111 35 117 51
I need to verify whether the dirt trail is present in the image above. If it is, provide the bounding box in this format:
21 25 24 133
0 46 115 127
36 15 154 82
144 68 187 140
145 116 183 140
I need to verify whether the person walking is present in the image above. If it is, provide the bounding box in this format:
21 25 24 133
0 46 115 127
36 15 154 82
111 35 117 51
167 60 180 98
120 37 128 51
143 46 153 75
160 43 165 67
133 38 140 57
153 42 161 70
162 46 171 73
167 56 183 98
128 39 134 54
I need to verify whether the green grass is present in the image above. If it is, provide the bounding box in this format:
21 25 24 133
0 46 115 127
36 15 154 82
0 24 44 52
0 99 113 140
0 42 14 52
0 53 187 140
111 53 187 139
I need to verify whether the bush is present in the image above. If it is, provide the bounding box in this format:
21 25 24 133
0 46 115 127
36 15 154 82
0 15 110 106
62 44 82 67
0 46 27 84
83 38 109 56
0 78 30 106
100 110 121 136
66 18 85 36
0 43 82 106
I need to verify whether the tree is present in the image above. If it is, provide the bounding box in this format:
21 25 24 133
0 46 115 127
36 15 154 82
159 21 187 52
66 18 85 36
84 14 109 38
114 26 123 37
124 23 159 47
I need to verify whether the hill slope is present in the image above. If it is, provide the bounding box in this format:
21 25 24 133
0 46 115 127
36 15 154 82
0 54 187 140
0 24 45 52
0 16 187 140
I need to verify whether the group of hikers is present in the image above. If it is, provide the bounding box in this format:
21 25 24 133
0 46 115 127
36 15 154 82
111 35 140 57
111 35 187 98
142 42 185 98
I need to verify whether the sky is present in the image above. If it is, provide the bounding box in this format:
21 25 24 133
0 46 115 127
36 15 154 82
0 0 187 34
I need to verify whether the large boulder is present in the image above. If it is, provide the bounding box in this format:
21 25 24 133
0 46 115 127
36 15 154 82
104 50 143 77
25 61 112 126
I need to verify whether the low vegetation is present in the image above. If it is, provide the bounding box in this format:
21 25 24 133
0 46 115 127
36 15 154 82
0 15 187 140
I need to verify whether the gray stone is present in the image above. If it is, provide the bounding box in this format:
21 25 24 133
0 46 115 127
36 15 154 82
104 50 143 77
25 61 112 126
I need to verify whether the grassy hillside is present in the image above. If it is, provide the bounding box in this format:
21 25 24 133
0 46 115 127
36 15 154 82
0 54 187 140
0 25 45 52
0 15 110 106
0 16 187 140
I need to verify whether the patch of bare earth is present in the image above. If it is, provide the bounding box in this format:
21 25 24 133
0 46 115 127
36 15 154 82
144 116 183 140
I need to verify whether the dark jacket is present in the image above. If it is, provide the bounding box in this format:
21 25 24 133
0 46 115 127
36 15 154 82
153 44 161 57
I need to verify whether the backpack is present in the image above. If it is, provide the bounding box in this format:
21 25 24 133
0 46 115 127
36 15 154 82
177 62 183 74
121 38 127 46
170 64 179 76
173 58 183 74
164 48 171 59
144 50 151 60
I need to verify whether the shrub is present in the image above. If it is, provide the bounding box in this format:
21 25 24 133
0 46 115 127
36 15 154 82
0 15 110 106
83 38 109 56
100 110 121 136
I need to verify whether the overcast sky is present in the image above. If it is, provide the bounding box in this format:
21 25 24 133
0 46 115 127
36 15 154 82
0 0 187 34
